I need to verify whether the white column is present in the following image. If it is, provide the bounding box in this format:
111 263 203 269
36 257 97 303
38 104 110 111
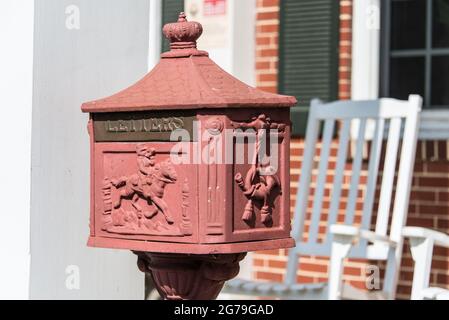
0 0 34 300
148 0 162 70
351 0 381 140
351 0 380 100
230 0 256 86
29 0 148 299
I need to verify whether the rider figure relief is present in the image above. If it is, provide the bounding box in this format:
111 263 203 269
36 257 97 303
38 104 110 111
106 143 180 235
135 144 160 220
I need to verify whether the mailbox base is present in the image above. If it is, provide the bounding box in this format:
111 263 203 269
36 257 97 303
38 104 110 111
88 236 295 254
136 252 246 300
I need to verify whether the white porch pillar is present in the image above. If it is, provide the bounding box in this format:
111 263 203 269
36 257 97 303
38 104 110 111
29 0 149 299
0 0 34 299
351 0 381 141
351 0 380 100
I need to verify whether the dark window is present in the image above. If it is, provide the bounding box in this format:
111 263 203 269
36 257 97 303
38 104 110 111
390 0 426 50
390 57 425 100
381 0 449 108
278 0 340 137
431 55 449 105
433 0 449 48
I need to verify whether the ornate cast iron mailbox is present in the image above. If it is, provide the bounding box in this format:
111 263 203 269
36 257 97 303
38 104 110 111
82 13 297 300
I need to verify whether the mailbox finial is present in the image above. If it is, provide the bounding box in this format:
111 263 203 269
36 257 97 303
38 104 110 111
162 12 203 53
177 12 187 22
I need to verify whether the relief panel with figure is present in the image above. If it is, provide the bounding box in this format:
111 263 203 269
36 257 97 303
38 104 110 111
94 142 198 243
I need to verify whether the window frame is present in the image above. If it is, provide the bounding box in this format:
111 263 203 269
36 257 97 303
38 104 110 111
380 0 449 109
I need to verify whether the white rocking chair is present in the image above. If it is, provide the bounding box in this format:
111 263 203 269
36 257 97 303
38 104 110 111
224 95 422 300
402 227 449 300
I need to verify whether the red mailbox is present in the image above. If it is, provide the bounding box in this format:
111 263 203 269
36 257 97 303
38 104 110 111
82 12 296 300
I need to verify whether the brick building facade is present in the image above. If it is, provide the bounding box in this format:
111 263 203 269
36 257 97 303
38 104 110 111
253 0 449 299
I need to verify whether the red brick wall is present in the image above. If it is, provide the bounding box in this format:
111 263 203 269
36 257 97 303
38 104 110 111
255 0 280 94
398 142 449 298
253 0 449 299
339 0 352 100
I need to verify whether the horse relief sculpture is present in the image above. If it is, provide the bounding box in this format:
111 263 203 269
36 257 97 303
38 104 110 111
232 114 283 226
102 143 191 236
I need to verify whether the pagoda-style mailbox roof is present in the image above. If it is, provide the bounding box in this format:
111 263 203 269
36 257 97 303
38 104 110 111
82 13 296 113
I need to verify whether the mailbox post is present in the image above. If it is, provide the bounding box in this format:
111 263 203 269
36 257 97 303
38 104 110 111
82 12 297 300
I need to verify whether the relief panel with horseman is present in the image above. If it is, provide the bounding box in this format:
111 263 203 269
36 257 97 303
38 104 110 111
94 142 198 243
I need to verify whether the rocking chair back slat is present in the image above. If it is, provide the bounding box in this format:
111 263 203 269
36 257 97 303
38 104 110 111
286 99 322 285
389 97 421 241
327 119 351 234
359 118 385 232
308 118 335 243
291 100 321 242
375 117 402 236
344 118 367 226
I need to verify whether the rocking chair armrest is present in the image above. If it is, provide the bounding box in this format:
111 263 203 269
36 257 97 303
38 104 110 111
330 225 397 247
329 225 360 249
330 225 359 237
403 227 449 248
359 230 397 248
